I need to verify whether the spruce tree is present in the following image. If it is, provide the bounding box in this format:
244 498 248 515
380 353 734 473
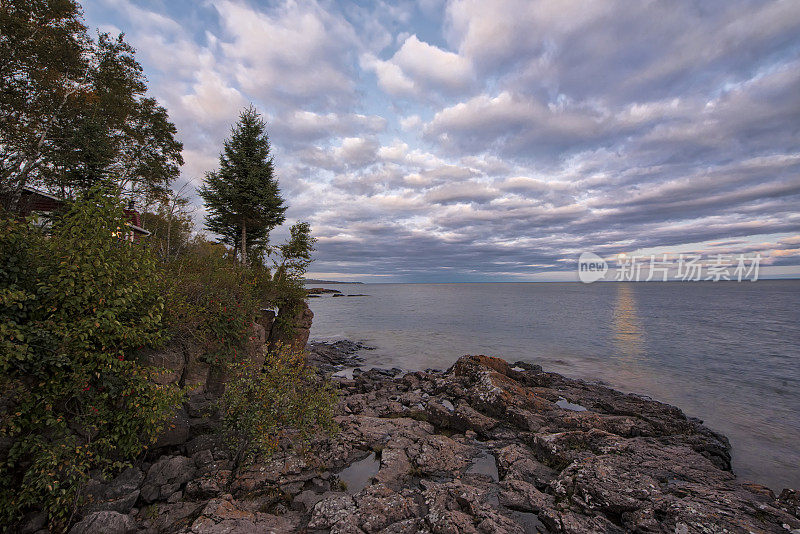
200 106 286 263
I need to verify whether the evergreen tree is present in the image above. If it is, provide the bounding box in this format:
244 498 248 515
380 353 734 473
200 106 286 263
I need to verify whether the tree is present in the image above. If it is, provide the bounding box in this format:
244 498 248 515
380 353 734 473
140 181 195 261
0 0 88 207
272 221 316 282
199 105 286 264
0 2 183 209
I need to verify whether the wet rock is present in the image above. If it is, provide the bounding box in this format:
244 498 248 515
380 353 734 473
306 339 373 372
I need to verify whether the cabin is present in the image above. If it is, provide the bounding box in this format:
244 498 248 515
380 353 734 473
0 186 151 242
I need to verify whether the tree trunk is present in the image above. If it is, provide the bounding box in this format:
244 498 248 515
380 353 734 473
241 221 247 265
9 84 80 211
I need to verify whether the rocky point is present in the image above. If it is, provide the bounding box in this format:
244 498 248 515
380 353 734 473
64 352 800 534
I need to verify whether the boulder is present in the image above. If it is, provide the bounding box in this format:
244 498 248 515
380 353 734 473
268 300 314 353
138 344 184 385
83 467 143 514
69 511 135 534
140 455 195 503
153 408 190 449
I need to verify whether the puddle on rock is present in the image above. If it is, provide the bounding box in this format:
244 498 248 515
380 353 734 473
508 510 548 533
336 452 380 494
467 451 499 482
332 367 357 379
555 397 587 412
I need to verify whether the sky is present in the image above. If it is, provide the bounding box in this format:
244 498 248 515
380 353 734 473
83 0 800 282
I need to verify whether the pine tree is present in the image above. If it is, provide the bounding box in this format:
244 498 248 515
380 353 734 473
200 106 286 263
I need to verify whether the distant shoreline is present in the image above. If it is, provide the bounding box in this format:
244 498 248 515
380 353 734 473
304 279 365 284
304 278 800 285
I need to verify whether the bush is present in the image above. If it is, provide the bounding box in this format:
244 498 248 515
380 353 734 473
162 239 274 366
0 189 182 531
219 344 338 476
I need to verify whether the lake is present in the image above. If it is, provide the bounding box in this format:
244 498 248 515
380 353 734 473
307 280 800 491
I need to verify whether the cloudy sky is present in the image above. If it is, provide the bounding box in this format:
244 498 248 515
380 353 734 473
84 0 800 281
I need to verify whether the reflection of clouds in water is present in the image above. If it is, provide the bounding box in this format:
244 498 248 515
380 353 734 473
612 284 645 362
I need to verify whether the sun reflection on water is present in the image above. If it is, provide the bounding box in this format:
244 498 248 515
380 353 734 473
612 283 645 363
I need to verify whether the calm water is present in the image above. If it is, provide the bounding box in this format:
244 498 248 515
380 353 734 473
307 281 800 491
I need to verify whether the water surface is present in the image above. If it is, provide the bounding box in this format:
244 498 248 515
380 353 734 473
308 280 800 491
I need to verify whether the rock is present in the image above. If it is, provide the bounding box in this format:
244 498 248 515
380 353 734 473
268 300 314 352
306 288 342 294
145 501 204 533
182 344 211 395
141 455 195 503
308 494 356 529
83 467 143 515
780 488 799 516
186 434 219 456
498 479 552 512
69 511 134 534
79 351 800 534
189 498 301 534
153 408 190 449
138 344 184 385
192 448 215 468
306 340 373 373
19 511 47 534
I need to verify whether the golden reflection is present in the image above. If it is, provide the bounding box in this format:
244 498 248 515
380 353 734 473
612 284 645 363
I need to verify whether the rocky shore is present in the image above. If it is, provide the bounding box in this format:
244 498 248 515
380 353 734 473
63 345 800 534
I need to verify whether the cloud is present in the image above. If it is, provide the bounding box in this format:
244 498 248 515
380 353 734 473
82 0 800 280
361 34 473 98
392 35 473 92
215 0 359 108
270 110 386 146
360 53 416 96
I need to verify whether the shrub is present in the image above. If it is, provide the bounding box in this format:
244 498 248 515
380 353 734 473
0 189 183 531
219 344 338 476
162 238 274 366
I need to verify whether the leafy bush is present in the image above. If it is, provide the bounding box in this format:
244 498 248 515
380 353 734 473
0 190 182 531
162 239 274 366
219 344 338 476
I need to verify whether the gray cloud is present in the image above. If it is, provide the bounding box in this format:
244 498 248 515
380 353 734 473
83 0 800 280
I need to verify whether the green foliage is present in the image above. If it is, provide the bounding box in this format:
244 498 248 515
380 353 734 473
0 189 183 531
0 0 87 191
163 238 273 367
199 105 286 263
272 221 317 282
218 344 338 475
0 1 183 207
